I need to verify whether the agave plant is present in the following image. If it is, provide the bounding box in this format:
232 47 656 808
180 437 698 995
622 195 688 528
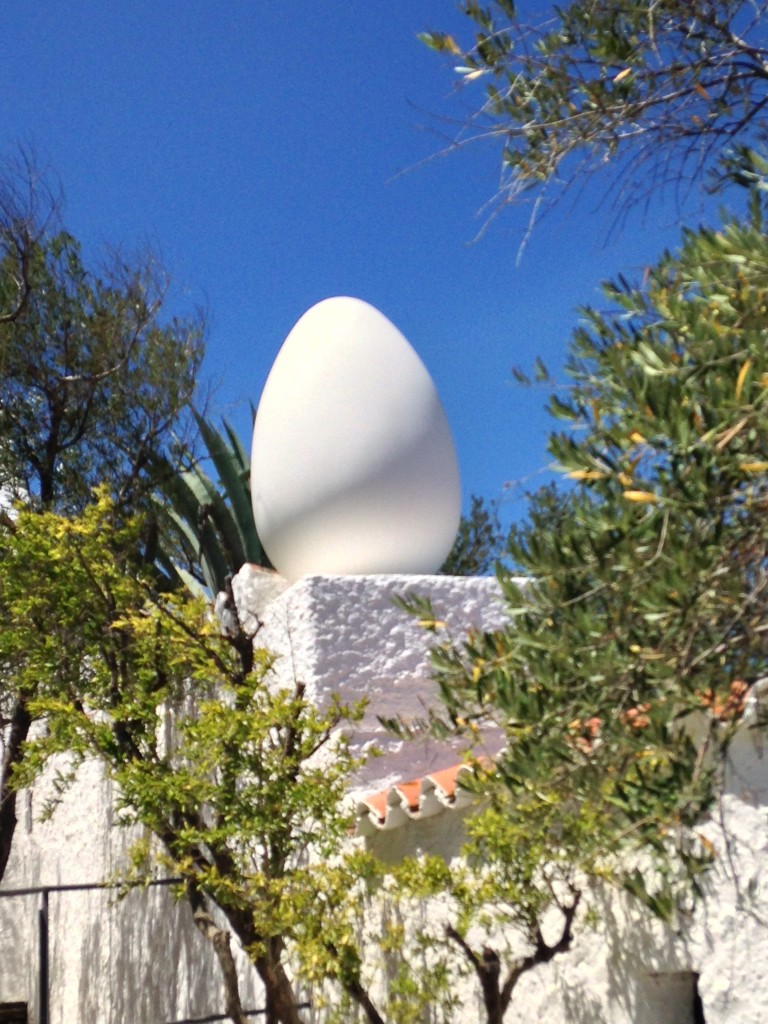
152 410 271 596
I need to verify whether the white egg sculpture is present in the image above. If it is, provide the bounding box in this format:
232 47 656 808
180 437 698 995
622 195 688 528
251 296 461 582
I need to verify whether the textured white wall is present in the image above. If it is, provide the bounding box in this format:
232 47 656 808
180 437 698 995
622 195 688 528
362 709 768 1024
246 569 510 788
1 574 767 1024
506 711 768 1024
0 759 267 1024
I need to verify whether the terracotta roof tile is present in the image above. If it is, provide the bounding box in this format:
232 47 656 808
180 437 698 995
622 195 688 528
354 761 482 836
393 779 421 812
360 789 389 822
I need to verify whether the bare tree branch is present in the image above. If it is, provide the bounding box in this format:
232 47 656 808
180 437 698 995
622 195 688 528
447 890 582 1024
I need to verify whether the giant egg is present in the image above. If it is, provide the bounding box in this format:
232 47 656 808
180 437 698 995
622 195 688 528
251 297 461 582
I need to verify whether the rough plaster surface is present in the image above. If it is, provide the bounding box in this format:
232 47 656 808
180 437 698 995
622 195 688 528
0 760 266 1024
248 571 510 788
2 574 767 1024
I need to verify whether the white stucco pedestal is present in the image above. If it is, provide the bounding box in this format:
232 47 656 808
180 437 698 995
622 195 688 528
234 567 510 788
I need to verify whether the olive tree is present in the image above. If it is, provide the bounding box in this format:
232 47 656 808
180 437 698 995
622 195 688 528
422 1 768 224
413 191 767 979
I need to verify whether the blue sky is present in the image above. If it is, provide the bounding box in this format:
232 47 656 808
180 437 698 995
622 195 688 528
0 2 725 527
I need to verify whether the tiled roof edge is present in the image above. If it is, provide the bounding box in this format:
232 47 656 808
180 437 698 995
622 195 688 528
354 761 482 836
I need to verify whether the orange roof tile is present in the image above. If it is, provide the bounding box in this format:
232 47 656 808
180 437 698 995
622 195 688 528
393 779 421 812
354 761 482 836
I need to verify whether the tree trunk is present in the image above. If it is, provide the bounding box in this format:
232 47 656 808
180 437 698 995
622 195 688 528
220 903 308 1024
339 973 388 1024
447 929 503 1024
0 698 32 883
252 952 307 1024
192 907 250 1024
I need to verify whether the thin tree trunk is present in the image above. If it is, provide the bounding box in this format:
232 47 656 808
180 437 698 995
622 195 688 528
339 973 388 1024
252 952 308 1024
323 940 387 1024
447 891 581 1024
221 903 308 1024
446 926 504 1024
0 698 32 883
191 905 250 1024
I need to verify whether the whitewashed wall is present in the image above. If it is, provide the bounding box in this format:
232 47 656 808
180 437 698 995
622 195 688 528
243 569 510 788
1 572 767 1024
512 705 768 1024
0 759 266 1024
0 572 505 1023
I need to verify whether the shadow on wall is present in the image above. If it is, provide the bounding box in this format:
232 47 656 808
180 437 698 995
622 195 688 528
364 801 477 865
39 883 256 1024
559 983 608 1024
725 712 768 805
0 891 36 1011
599 875 707 1024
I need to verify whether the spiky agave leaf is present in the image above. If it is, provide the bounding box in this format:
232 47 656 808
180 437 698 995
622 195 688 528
192 411 266 567
151 411 270 596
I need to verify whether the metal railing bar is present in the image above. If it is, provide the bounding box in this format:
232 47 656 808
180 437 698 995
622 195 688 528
0 877 182 898
161 1004 310 1024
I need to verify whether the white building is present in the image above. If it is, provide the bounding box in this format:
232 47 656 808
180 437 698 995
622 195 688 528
1 569 766 1024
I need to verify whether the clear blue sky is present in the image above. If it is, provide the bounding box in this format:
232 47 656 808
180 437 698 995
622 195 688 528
0 2 725 527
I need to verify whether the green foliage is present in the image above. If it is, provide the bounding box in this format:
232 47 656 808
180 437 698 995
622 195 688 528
440 494 505 575
361 808 582 1024
0 493 369 1023
0 210 204 511
422 2 768 219
1 490 584 1024
381 193 768 1021
423 198 768 937
0 157 204 883
297 850 471 1024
